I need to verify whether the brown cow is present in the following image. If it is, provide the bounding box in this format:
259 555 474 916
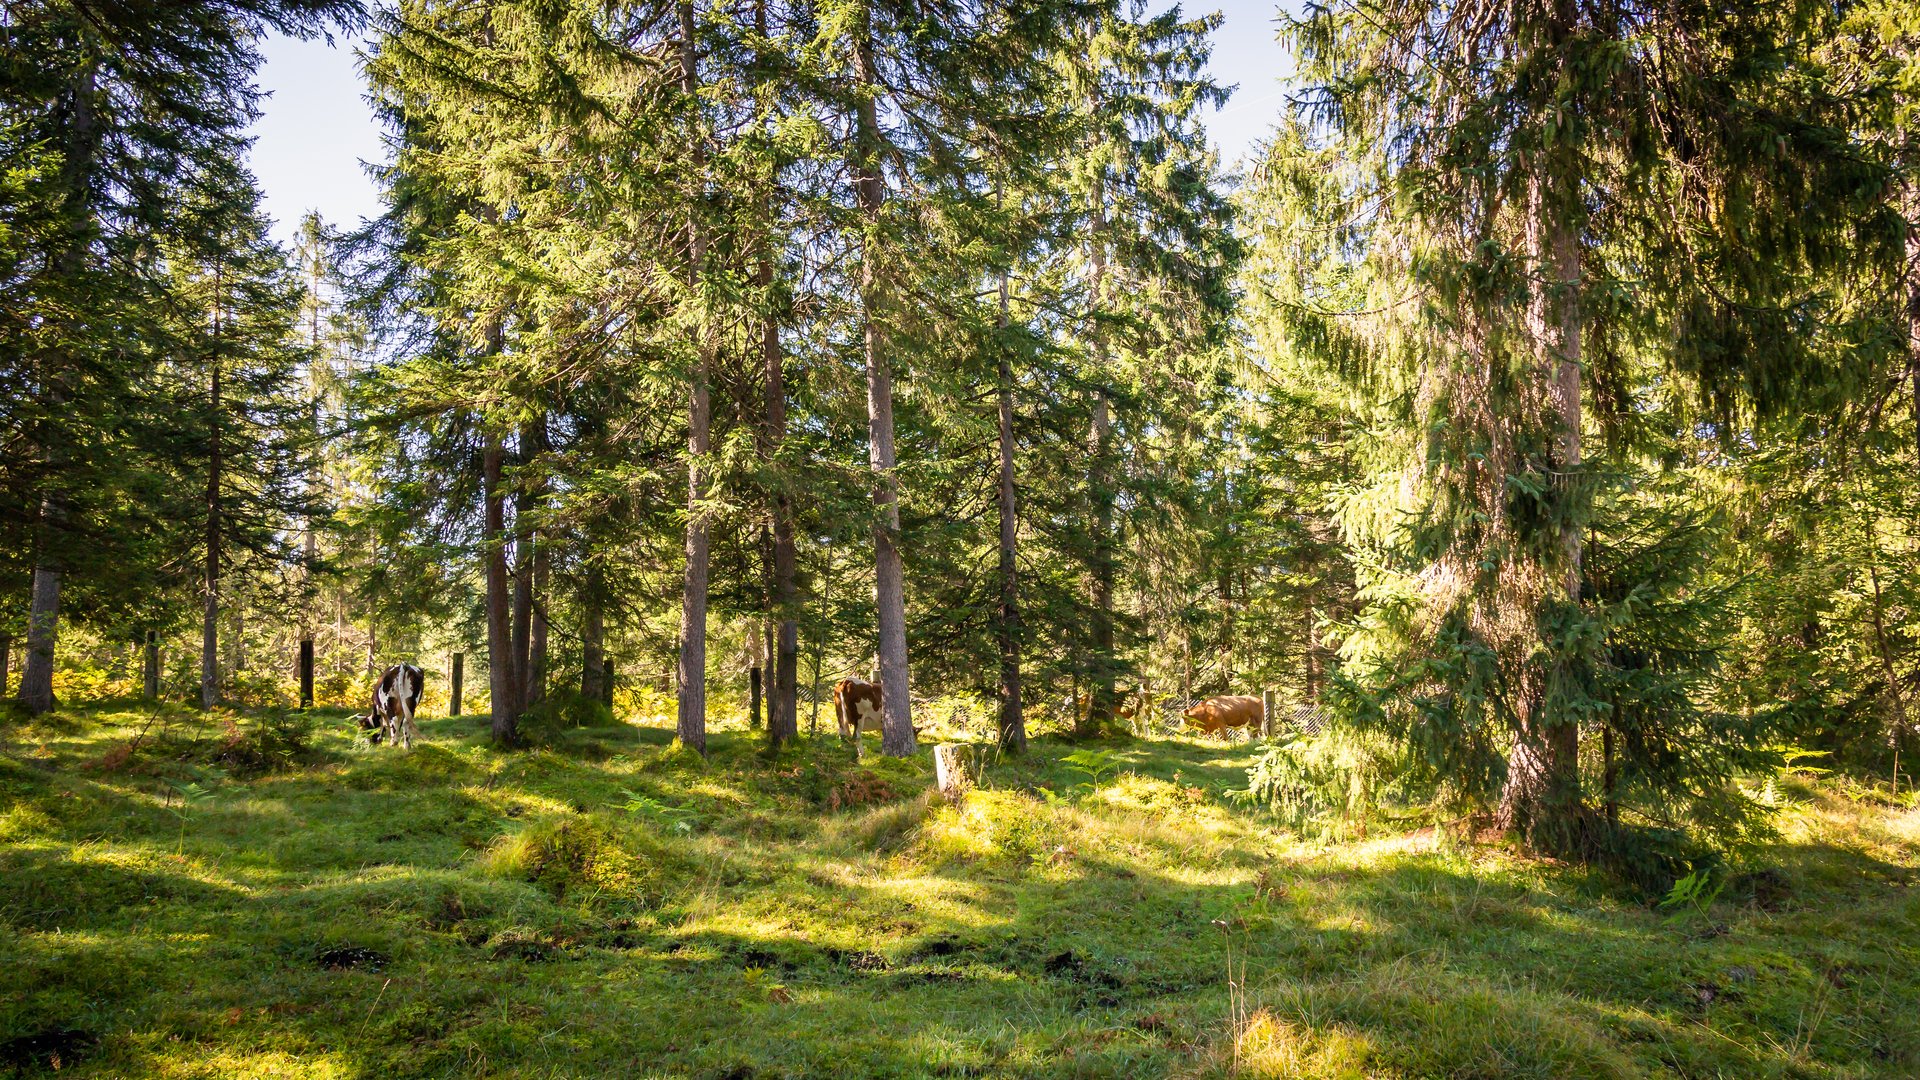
1182 695 1264 738
833 678 885 740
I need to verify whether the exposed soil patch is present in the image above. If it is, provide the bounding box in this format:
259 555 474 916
0 1027 98 1071
314 945 388 971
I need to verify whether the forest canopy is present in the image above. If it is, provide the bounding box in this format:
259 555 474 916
3 0 1918 866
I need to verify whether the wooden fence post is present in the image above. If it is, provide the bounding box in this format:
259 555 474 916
299 639 315 709
143 631 159 699
450 652 464 717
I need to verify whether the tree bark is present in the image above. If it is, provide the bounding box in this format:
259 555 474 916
756 0 800 752
581 564 606 704
19 60 99 716
201 301 223 712
0 630 9 699
529 522 549 708
510 470 534 713
675 0 712 754
854 13 915 757
1497 167 1585 850
762 256 799 749
484 434 520 744
1081 180 1116 737
995 269 1026 752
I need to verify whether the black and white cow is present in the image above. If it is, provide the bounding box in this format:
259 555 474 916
362 663 424 749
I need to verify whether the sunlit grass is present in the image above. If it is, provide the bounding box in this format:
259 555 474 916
0 701 1915 1077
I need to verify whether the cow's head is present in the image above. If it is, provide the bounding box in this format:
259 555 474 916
359 712 385 744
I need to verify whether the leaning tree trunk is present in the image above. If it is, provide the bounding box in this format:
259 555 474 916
1498 170 1586 852
995 269 1026 753
674 0 712 754
854 15 915 758
483 433 521 744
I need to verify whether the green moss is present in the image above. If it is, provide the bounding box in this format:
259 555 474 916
0 701 1915 1077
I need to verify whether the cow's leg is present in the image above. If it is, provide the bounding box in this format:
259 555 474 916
399 695 416 750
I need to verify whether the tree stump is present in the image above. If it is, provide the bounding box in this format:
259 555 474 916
934 743 976 806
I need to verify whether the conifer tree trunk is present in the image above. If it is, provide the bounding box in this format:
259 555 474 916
19 61 98 715
675 0 712 754
1907 180 1919 465
525 416 550 707
1498 165 1585 849
581 563 606 704
510 440 534 710
483 434 520 744
300 258 321 710
762 214 799 750
1082 184 1116 737
1303 590 1323 705
0 631 9 698
996 270 1025 752
201 307 223 711
854 12 915 757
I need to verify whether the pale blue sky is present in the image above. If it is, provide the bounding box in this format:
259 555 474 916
245 0 1296 245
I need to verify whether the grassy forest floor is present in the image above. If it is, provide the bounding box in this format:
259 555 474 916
1 703 1916 1079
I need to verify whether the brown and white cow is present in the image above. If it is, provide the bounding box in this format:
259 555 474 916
833 677 885 740
362 662 424 749
1182 694 1263 738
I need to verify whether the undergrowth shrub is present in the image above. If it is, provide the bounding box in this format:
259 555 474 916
201 711 327 777
482 816 674 907
1234 730 1433 838
827 770 897 811
920 789 1060 866
517 690 618 745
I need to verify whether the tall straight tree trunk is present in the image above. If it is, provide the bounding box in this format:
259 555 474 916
1907 179 1919 467
201 302 224 711
0 630 9 698
1498 165 1585 850
483 434 520 744
581 562 606 703
300 263 322 710
19 60 99 715
1081 183 1116 737
510 443 534 711
760 159 800 749
524 415 551 707
853 16 915 758
675 0 712 754
995 270 1026 752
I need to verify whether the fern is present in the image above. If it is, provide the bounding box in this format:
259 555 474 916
610 789 698 835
